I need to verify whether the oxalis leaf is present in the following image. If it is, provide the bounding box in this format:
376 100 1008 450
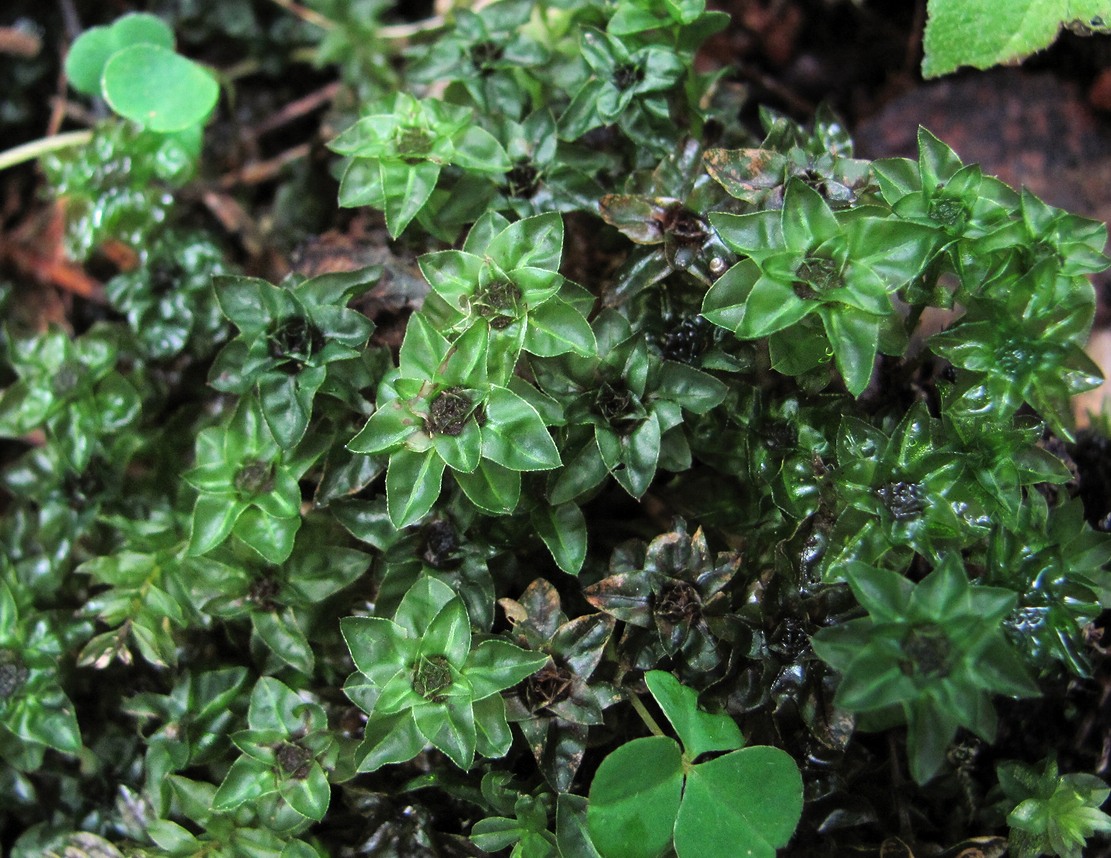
922 0 1111 78
102 44 218 132
587 671 803 858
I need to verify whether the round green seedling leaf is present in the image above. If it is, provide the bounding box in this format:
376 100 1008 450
110 12 175 45
65 13 174 95
673 746 803 858
588 736 684 858
65 28 117 95
102 44 219 133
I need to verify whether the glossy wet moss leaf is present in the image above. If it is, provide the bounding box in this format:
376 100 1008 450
102 44 218 132
531 501 587 575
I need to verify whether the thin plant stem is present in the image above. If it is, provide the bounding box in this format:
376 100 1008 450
267 0 335 30
0 130 92 172
628 690 666 739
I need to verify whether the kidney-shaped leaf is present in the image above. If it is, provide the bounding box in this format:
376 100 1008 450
673 746 803 858
645 671 744 761
588 736 684 858
102 43 218 132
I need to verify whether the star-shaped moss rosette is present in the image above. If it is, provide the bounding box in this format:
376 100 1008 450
608 0 730 47
207 267 378 450
705 105 873 211
492 111 608 218
559 26 685 151
498 578 620 791
583 521 739 674
600 138 738 304
971 187 1109 280
417 211 596 384
996 757 1111 858
704 178 938 396
199 524 369 676
184 398 326 563
332 496 500 629
347 314 561 528
329 92 511 238
810 555 1039 784
378 515 499 632
533 310 726 503
0 577 83 766
105 229 229 360
872 127 1017 249
930 259 1102 442
122 666 249 817
0 324 142 472
405 0 549 117
340 577 548 772
823 403 993 577
470 774 559 857
984 496 1111 675
213 677 338 825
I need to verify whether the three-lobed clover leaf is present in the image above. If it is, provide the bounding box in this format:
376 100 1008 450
586 670 803 858
348 314 561 527
704 178 937 395
208 267 378 449
810 555 1040 784
340 577 548 772
330 92 511 237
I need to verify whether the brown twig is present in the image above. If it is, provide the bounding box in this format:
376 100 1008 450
0 204 106 304
0 27 42 58
733 62 814 118
247 81 342 140
217 143 312 189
